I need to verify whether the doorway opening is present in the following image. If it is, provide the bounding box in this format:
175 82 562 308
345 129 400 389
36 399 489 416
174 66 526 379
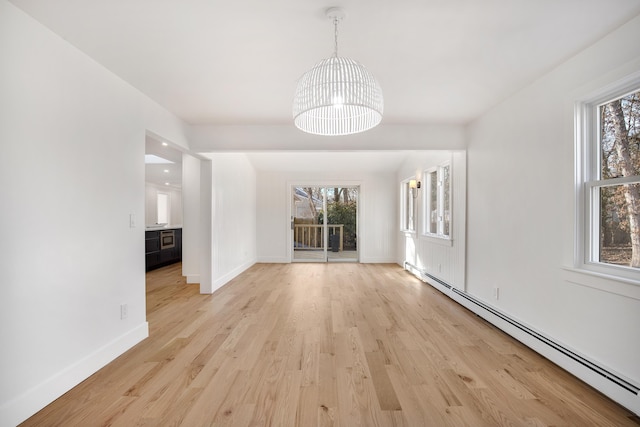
291 185 359 262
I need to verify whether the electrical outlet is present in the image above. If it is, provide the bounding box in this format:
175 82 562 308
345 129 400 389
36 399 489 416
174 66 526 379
493 287 500 300
120 303 128 319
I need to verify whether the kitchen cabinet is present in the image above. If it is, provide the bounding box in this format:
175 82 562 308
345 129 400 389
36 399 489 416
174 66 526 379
145 228 182 271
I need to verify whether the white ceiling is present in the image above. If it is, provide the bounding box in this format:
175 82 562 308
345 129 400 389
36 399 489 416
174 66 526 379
16 0 640 179
145 136 183 189
10 0 640 129
242 151 414 173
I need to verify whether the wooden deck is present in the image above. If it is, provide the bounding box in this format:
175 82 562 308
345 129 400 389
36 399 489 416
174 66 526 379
293 249 358 261
21 262 639 426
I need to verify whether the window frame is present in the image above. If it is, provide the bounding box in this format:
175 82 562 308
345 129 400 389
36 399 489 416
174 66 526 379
400 179 417 234
575 74 640 283
422 161 452 241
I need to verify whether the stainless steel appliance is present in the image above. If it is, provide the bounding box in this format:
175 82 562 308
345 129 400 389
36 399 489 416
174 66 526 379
160 230 175 250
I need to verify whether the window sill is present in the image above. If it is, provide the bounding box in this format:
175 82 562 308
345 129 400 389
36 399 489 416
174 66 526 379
561 266 640 301
420 234 453 247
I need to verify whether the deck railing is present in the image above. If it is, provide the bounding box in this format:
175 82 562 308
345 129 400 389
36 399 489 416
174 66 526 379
294 224 343 251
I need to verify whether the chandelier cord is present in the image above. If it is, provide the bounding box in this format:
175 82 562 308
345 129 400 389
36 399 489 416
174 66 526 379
333 16 339 57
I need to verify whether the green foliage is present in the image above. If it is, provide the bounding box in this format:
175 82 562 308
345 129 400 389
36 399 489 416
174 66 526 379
318 201 357 250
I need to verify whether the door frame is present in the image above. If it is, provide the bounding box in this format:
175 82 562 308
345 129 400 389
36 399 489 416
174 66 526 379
288 181 361 263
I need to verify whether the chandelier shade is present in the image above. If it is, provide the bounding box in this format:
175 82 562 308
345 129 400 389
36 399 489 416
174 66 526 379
293 57 383 136
293 8 383 136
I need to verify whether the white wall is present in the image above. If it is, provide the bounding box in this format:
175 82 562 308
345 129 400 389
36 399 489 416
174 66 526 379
144 183 183 226
4 0 639 421
200 153 257 293
200 160 213 294
182 153 201 283
465 14 640 413
0 2 190 425
191 124 466 151
256 170 397 263
397 151 467 288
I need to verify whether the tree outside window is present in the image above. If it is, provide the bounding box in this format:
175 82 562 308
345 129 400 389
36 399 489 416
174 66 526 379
595 89 640 269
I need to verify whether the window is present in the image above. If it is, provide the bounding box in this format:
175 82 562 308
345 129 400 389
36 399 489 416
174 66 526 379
578 83 640 279
157 192 170 224
401 180 416 233
423 162 451 239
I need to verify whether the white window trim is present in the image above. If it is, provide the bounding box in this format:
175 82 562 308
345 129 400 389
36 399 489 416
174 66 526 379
421 161 452 241
574 71 640 285
400 178 417 234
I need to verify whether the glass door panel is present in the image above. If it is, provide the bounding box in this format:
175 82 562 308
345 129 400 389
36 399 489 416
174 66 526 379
326 186 359 262
292 186 326 262
292 185 359 262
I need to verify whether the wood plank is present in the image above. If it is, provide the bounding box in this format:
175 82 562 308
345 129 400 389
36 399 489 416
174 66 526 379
317 352 338 423
20 262 639 426
365 351 402 411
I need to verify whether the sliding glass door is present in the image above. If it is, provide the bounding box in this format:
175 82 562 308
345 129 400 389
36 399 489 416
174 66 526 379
292 186 326 262
326 187 358 262
291 185 358 262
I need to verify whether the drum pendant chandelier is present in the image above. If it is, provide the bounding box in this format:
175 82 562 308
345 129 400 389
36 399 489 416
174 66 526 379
293 7 383 136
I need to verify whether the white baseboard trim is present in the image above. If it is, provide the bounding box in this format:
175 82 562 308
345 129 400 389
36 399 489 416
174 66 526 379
186 274 200 284
404 262 640 417
449 291 640 415
212 259 256 292
256 256 290 263
0 322 149 427
256 256 398 264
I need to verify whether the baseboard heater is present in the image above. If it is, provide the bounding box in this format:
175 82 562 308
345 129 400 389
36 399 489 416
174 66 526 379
404 262 639 396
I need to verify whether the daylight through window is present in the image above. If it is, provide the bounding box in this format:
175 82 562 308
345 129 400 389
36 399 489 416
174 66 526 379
157 192 170 225
586 88 640 272
423 163 451 239
401 180 416 233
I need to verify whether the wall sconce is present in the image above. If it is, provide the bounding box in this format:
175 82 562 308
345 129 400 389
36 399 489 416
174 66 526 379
409 179 421 198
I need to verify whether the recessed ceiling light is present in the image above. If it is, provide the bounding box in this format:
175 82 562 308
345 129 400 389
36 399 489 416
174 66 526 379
162 142 168 146
165 182 170 186
164 169 169 173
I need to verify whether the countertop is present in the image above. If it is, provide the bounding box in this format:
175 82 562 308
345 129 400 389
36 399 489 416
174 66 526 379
145 225 182 231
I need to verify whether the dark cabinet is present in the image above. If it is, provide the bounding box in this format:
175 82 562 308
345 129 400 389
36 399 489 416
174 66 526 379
145 252 160 269
145 228 182 272
175 228 182 258
145 231 160 252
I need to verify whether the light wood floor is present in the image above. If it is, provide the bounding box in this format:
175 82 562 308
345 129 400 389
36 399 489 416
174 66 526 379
22 263 639 426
